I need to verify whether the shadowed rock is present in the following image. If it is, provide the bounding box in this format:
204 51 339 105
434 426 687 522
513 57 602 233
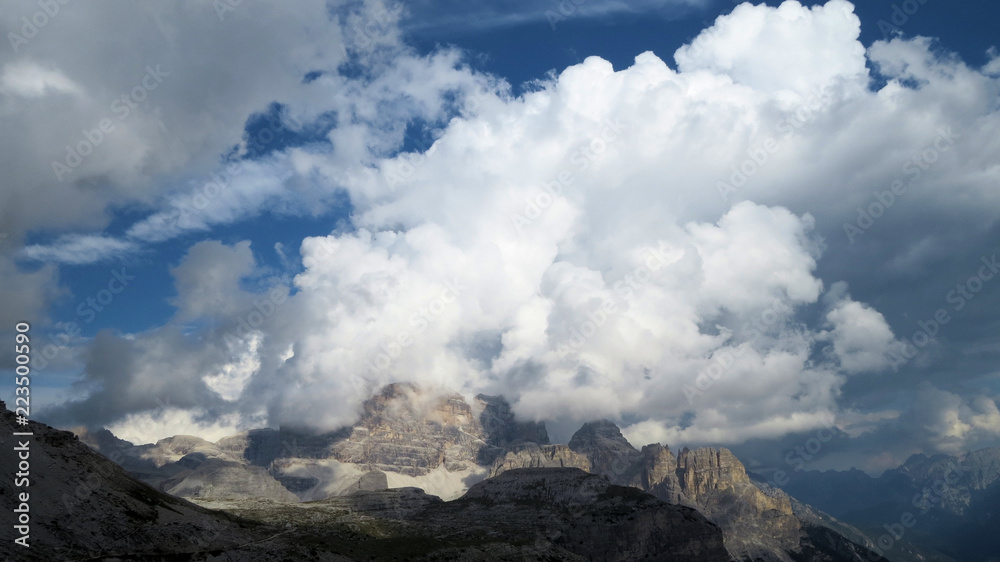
423 467 729 561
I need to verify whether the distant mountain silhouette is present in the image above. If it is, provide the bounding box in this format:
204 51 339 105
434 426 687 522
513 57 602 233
778 449 1000 561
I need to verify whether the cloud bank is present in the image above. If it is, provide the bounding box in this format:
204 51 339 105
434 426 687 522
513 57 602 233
15 1 1000 469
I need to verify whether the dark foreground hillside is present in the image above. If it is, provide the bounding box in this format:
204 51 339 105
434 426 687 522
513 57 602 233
1 399 727 560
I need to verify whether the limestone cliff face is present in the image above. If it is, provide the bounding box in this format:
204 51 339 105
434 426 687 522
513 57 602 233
674 447 800 561
25 399 732 560
327 382 490 475
490 420 805 560
558 422 804 561
86 383 545 502
628 443 685 504
676 447 750 498
489 442 591 476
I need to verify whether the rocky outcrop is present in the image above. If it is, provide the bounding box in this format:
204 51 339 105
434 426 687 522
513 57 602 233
333 486 443 519
217 427 284 466
74 384 895 560
25 399 734 560
490 442 591 476
568 419 642 477
156 454 300 502
424 468 729 561
82 383 545 502
346 469 389 493
673 447 801 560
327 382 489 475
627 443 685 503
556 421 871 561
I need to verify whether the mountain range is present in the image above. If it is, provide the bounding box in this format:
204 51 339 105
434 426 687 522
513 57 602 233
774 448 1000 562
5 382 991 560
62 381 897 561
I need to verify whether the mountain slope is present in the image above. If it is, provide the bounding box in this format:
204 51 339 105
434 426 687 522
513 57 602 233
494 418 889 562
77 385 897 561
0 400 715 560
202 468 730 561
0 400 327 561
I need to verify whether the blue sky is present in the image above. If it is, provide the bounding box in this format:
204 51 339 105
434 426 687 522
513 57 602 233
2 0 999 475
29 0 1000 338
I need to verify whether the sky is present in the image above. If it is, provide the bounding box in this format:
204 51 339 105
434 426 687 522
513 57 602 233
1 0 998 477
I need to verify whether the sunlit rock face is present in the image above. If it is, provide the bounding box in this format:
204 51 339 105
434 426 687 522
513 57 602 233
84 383 545 501
500 419 809 561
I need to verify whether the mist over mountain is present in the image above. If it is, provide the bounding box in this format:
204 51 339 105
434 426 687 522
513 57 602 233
75 382 900 561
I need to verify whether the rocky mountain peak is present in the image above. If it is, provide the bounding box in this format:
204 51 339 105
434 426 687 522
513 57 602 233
362 382 473 426
474 393 549 448
217 428 283 467
568 419 635 449
676 447 751 495
963 447 1000 490
550 422 802 560
567 419 640 477
330 383 516 476
76 426 135 452
65 386 896 561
